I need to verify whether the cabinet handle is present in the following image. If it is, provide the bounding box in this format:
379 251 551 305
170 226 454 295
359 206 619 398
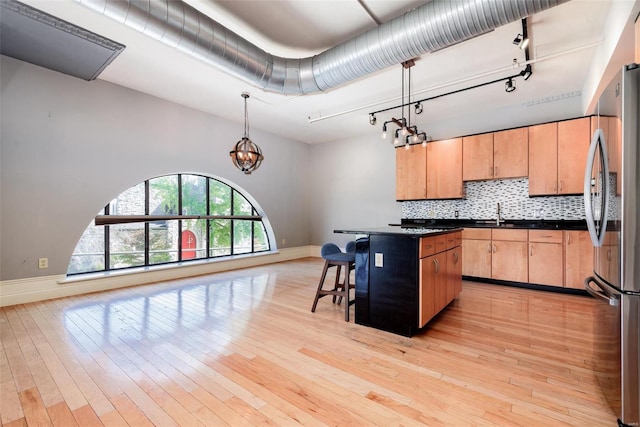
567 234 571 245
488 243 492 253
453 252 459 264
494 166 498 176
553 181 557 192
489 166 493 177
559 181 563 191
433 258 440 274
530 246 534 256
492 244 496 254
607 249 612 261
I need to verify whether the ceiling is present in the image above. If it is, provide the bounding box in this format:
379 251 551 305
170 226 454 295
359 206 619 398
8 0 639 144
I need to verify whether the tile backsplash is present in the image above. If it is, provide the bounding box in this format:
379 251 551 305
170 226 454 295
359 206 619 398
402 178 589 220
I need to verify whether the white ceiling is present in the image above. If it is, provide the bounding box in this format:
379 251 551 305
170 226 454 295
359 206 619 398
15 0 639 144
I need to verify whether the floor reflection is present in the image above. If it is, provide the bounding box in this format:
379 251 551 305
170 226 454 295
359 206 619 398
63 272 271 351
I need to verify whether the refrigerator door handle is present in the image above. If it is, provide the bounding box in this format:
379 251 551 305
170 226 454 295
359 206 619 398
583 128 610 247
584 276 619 306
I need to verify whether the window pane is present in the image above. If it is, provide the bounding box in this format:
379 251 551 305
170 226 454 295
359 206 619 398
233 220 252 254
149 220 178 264
149 175 178 216
253 222 269 252
109 182 144 215
68 216 105 274
210 179 231 216
109 223 145 269
182 219 207 260
182 174 206 215
233 191 252 215
210 219 231 256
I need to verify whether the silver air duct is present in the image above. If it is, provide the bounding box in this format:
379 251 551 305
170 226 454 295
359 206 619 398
76 0 568 95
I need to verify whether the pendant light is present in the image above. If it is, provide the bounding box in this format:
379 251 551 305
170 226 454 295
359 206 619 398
230 93 264 174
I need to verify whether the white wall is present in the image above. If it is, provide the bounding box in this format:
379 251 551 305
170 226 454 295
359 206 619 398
308 134 401 247
0 56 311 280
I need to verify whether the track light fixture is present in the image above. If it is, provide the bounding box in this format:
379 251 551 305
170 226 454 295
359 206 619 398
414 102 423 114
520 64 532 81
369 113 377 125
513 33 529 49
505 78 516 93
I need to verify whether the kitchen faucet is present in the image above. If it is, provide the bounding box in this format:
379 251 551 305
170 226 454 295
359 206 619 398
496 202 501 226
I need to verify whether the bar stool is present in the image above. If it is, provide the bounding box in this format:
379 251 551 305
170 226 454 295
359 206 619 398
311 242 356 321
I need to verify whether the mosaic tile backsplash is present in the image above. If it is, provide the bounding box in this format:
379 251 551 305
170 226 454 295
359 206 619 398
402 177 619 221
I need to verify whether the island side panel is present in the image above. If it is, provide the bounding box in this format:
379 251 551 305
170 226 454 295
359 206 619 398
354 237 370 326
368 234 419 337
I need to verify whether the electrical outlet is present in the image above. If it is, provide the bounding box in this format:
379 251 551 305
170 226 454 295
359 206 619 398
38 258 48 269
282 238 286 245
374 253 383 268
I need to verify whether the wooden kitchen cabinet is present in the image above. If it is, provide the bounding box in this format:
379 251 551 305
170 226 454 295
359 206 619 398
427 138 463 199
462 228 492 278
558 117 590 194
529 118 590 196
419 232 461 328
462 133 494 181
396 144 427 200
529 122 558 196
493 127 528 179
564 230 594 289
592 115 622 196
491 229 528 283
529 230 564 286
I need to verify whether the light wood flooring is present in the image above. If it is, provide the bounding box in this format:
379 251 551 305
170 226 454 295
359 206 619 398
0 258 616 426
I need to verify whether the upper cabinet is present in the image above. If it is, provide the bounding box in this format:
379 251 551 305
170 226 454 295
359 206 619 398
396 138 462 201
493 127 528 179
462 128 528 181
427 138 463 199
462 133 493 181
396 144 427 200
591 116 622 195
529 117 590 196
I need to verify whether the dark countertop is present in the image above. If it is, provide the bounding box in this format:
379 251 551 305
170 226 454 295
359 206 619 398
334 226 463 237
400 218 590 230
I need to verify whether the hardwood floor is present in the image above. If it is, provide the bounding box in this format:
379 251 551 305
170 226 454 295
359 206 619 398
0 258 616 426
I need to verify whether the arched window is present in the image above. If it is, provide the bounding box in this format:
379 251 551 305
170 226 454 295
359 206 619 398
67 173 272 275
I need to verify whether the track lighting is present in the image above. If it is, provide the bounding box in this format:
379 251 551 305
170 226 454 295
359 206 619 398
369 113 377 125
505 78 516 93
520 64 532 81
381 123 388 139
414 102 423 114
512 33 528 50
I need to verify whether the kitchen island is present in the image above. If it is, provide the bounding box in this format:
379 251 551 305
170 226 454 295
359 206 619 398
334 227 462 337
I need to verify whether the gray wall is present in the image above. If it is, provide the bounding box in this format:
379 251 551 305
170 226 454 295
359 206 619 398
0 56 312 280
308 135 401 247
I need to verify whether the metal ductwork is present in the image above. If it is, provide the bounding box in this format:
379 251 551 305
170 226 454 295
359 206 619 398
75 0 569 95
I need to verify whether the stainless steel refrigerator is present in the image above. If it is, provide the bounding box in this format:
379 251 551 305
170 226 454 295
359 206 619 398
584 63 639 427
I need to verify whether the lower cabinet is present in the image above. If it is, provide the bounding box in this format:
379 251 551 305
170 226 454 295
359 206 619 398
462 228 594 289
419 232 462 328
564 230 594 289
528 230 564 286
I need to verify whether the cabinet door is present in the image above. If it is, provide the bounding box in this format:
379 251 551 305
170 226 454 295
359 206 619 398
491 241 528 282
448 247 463 302
419 255 437 327
396 144 427 200
529 242 564 286
564 230 594 289
427 138 463 199
433 253 448 315
462 133 494 181
493 127 528 179
529 122 558 196
462 239 491 278
558 117 590 194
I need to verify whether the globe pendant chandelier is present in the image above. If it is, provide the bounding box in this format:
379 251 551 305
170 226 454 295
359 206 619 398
230 92 264 174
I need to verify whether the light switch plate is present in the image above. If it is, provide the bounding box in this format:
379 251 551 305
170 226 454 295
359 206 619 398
374 252 383 268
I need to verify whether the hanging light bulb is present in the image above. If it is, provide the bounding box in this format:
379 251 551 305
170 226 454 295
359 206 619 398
381 123 388 139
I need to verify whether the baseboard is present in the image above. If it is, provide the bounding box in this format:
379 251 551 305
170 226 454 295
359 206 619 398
0 246 320 307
